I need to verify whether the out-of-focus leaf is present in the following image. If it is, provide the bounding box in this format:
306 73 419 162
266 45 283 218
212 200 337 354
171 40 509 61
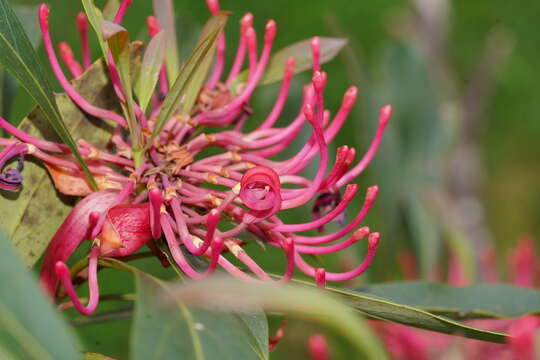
81 0 107 58
181 12 228 115
0 0 96 188
84 353 117 360
101 21 140 149
135 31 166 112
321 284 507 343
149 17 224 145
234 37 347 87
132 275 269 360
94 258 269 360
152 0 180 84
0 60 117 266
0 233 82 359
358 282 540 320
165 277 389 359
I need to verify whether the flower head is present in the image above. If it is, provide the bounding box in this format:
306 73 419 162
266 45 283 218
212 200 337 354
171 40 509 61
0 0 391 315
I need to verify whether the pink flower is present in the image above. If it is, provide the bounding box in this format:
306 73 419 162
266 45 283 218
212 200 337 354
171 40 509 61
0 0 391 315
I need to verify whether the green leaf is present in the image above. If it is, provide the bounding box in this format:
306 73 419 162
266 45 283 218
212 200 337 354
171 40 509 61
322 284 508 343
101 21 140 151
152 0 180 84
181 13 228 115
148 16 225 146
358 281 540 320
164 277 389 359
0 60 118 266
132 275 269 360
81 0 108 59
135 31 166 112
83 353 116 360
0 233 82 359
233 37 347 87
94 258 268 360
0 0 97 188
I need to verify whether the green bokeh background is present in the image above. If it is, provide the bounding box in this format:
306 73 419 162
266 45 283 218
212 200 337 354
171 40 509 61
4 0 540 358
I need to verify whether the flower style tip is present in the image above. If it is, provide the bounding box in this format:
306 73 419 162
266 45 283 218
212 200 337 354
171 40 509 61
308 334 330 360
310 36 321 71
205 0 220 14
55 245 100 316
379 104 393 126
315 268 326 289
146 16 160 36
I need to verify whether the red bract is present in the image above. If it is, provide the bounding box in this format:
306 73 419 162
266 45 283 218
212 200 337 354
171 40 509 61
0 0 391 315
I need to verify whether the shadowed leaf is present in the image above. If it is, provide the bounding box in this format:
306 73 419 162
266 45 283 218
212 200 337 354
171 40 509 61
0 60 116 265
0 233 82 359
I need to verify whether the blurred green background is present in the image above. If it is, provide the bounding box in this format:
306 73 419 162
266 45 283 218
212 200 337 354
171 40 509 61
5 0 540 358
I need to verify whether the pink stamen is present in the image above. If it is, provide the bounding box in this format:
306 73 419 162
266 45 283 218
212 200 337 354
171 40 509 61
225 13 252 85
294 186 378 245
315 268 326 289
113 0 133 25
295 226 369 255
308 334 329 360
272 184 358 232
55 246 100 316
295 232 380 282
205 0 225 90
148 186 163 239
336 105 392 187
58 42 83 78
310 36 321 72
76 12 91 69
39 5 128 128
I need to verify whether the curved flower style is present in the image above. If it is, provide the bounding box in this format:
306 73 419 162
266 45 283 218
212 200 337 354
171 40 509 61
0 0 391 315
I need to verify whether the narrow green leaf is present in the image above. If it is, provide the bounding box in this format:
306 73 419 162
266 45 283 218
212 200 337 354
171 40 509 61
135 31 166 112
0 233 82 359
181 13 228 115
165 277 389 359
0 0 97 188
101 21 140 150
0 60 118 265
233 37 347 87
81 0 108 59
148 18 225 146
358 282 540 320
152 0 180 84
321 284 508 343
